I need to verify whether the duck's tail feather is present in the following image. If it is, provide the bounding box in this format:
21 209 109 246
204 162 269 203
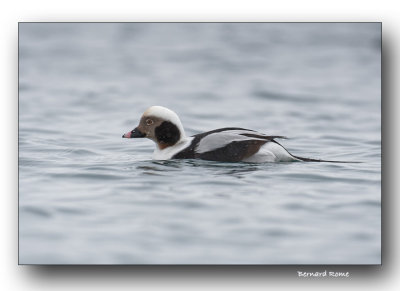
293 155 361 163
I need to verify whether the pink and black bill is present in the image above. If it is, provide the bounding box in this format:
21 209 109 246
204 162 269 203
122 128 146 138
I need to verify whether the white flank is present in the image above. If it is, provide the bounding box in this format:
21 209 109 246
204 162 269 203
242 142 300 163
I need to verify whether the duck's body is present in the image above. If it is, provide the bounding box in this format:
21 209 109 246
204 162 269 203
122 106 328 163
162 127 300 162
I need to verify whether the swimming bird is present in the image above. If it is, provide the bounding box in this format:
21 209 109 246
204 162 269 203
122 106 337 163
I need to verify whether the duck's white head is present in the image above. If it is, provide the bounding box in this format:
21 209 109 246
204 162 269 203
122 106 186 149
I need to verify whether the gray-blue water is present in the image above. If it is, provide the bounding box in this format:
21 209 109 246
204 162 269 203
19 23 381 264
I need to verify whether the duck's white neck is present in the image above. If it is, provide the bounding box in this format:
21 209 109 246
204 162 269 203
153 136 193 160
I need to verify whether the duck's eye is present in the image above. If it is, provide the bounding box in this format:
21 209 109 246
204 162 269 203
146 119 154 126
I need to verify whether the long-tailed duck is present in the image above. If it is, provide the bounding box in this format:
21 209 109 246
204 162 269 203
122 106 334 163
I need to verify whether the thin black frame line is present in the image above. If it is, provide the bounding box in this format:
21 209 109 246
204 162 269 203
17 21 382 24
17 22 382 267
17 22 20 266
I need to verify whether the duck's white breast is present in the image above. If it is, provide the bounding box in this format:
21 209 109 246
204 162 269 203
152 137 194 160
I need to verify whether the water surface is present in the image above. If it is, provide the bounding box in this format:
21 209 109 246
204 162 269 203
19 23 381 264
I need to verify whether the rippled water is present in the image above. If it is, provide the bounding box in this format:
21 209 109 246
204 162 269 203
19 23 381 264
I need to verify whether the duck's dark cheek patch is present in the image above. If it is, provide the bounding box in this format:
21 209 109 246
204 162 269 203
155 121 180 146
